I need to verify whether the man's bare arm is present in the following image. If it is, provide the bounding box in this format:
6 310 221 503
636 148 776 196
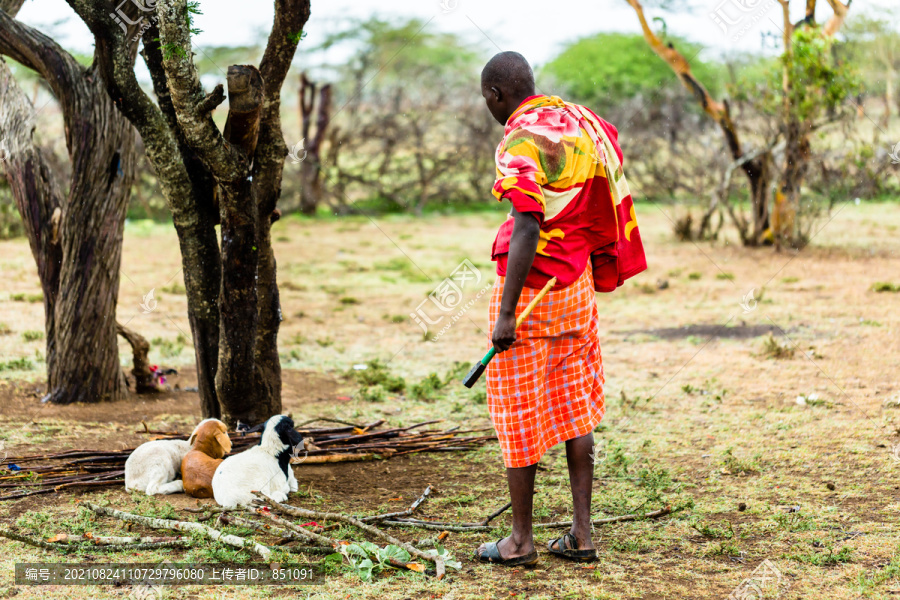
492 207 540 353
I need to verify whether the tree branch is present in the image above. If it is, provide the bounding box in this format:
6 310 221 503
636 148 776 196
822 0 851 37
156 0 245 183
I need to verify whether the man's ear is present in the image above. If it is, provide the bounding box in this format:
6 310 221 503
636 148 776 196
491 85 502 101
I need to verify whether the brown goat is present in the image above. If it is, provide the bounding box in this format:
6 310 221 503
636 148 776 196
181 419 232 499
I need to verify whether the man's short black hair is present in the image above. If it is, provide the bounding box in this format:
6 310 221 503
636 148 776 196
481 51 535 98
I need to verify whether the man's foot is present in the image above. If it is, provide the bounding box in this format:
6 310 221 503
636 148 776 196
547 531 598 562
476 535 538 566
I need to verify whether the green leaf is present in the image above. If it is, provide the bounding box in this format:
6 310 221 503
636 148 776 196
379 544 411 565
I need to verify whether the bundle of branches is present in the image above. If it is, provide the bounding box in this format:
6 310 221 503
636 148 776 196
0 419 495 501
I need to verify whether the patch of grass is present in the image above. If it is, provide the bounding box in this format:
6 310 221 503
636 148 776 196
360 385 386 402
0 357 34 372
161 281 186 294
720 447 760 475
350 359 406 394
687 272 702 280
781 276 800 283
859 318 882 326
716 272 735 281
10 292 42 303
316 337 335 347
340 296 360 305
856 546 900 591
760 333 795 359
21 330 44 342
374 258 430 283
409 372 444 400
281 281 307 292
0 323 12 335
691 519 735 539
791 545 853 566
871 282 900 292
151 336 185 359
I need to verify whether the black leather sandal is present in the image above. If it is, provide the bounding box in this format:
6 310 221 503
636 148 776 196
476 538 539 567
547 532 598 562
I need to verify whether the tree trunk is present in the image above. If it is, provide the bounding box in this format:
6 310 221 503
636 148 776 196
65 0 311 424
298 76 331 216
117 322 156 393
0 59 63 382
0 9 138 404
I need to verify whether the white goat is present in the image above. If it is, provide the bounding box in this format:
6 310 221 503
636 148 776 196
212 415 304 508
124 418 216 495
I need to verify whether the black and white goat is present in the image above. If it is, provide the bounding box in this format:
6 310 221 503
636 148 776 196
212 415 304 508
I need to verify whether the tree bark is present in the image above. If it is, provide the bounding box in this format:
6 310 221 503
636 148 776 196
298 74 331 216
0 59 63 383
116 322 156 393
61 0 312 424
0 8 138 403
65 1 224 418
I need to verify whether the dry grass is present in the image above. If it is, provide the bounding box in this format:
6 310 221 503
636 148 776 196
0 202 899 599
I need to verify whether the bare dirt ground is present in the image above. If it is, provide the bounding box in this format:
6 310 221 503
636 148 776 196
0 203 899 599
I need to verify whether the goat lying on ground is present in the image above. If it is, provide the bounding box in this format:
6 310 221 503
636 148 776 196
125 419 216 495
212 415 304 508
181 419 231 499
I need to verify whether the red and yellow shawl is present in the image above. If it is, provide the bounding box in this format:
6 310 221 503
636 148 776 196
491 95 647 291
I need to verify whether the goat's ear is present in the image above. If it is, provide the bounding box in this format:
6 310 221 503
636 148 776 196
216 431 233 454
188 432 197 446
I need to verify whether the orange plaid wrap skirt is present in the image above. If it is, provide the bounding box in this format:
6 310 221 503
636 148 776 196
487 264 605 468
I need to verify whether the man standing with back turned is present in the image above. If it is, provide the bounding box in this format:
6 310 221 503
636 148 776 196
475 52 647 566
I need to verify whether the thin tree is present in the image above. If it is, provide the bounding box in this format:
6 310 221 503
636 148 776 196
624 0 854 248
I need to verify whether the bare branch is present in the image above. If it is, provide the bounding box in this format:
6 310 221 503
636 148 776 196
157 0 245 182
198 84 226 114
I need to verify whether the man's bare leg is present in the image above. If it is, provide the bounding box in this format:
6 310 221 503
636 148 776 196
563 432 596 550
477 463 537 558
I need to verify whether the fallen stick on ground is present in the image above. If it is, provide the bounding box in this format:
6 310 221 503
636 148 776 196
181 506 229 514
292 453 378 464
380 520 488 533
218 513 302 541
0 528 190 552
253 494 446 580
359 486 432 523
482 502 512 526
46 533 188 545
532 506 673 529
82 501 272 560
249 507 338 548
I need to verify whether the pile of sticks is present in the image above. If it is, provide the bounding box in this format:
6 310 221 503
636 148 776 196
0 419 495 501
